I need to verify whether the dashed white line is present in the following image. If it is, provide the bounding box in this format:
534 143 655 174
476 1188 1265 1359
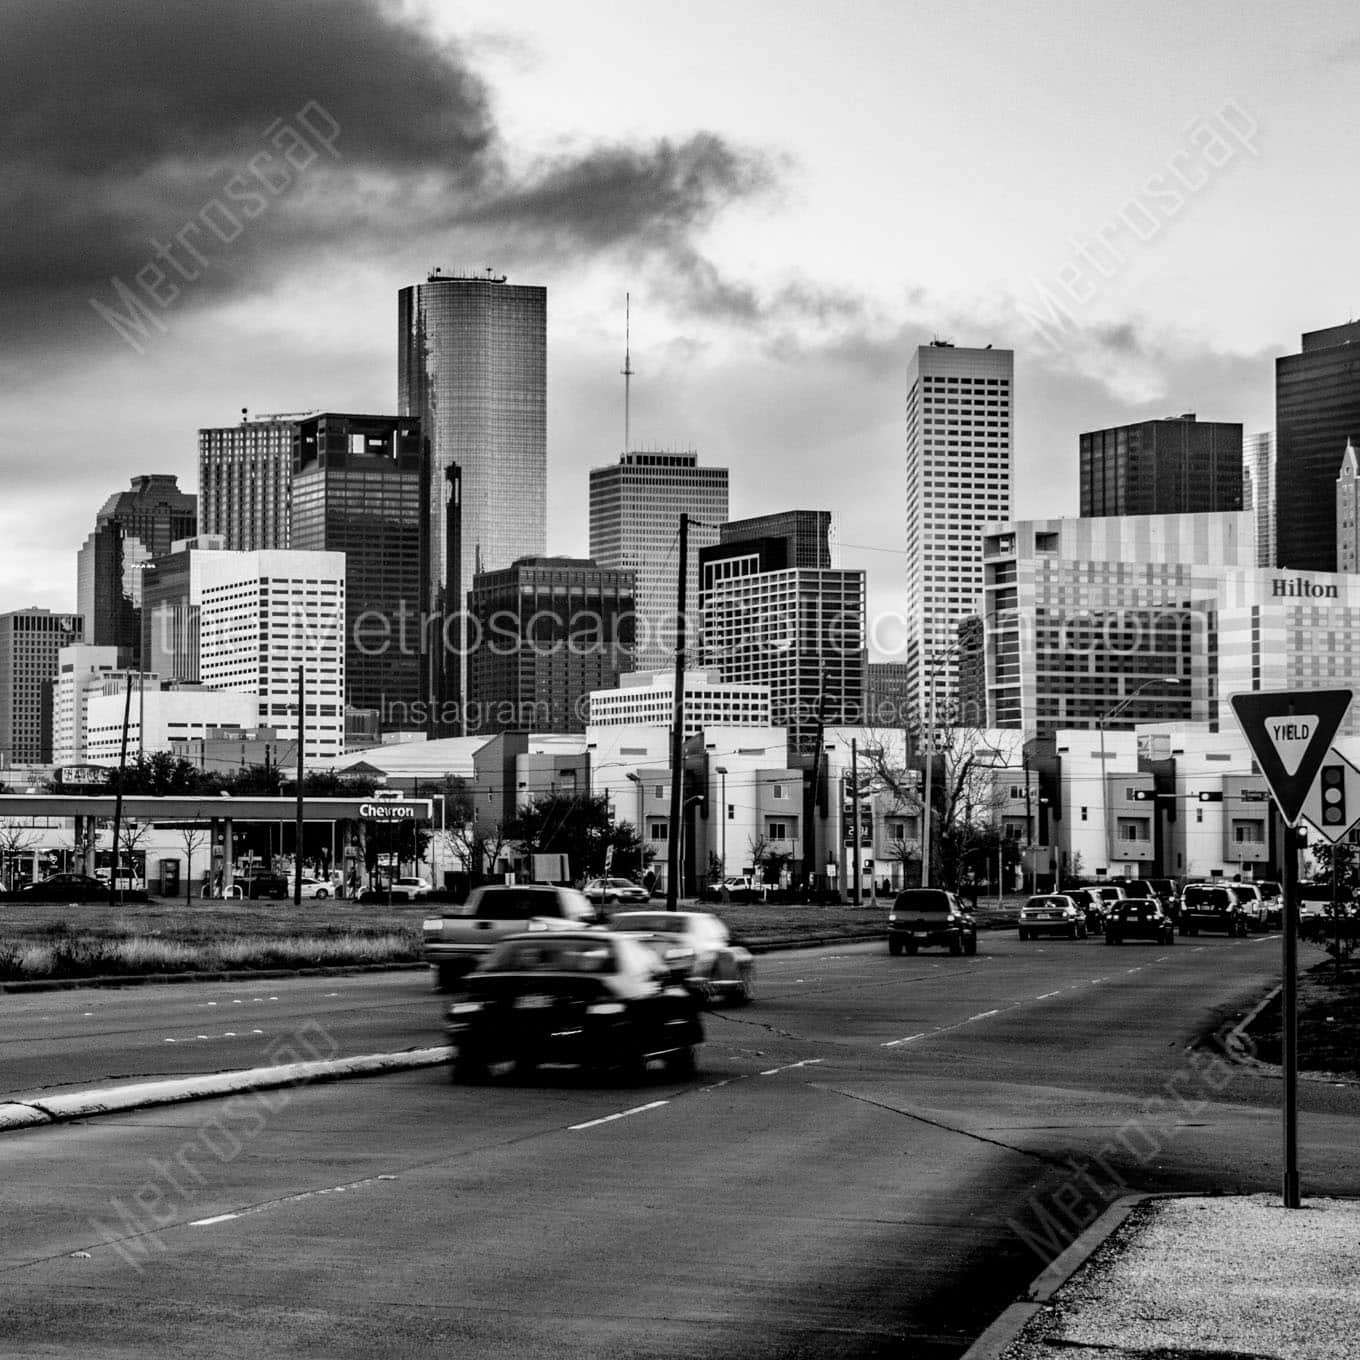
190 1213 239 1227
570 1100 669 1131
1036 991 1061 1000
1125 967 1142 974
880 1033 926 1048
759 1058 825 1076
967 1009 1000 1022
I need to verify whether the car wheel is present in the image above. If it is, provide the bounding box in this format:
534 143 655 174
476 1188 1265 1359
665 1045 698 1079
435 964 461 992
1078 924 1089 940
1068 924 1078 940
732 968 755 1006
1105 932 1118 945
963 933 978 956
1018 929 1029 942
889 937 904 956
315 888 329 899
1165 931 1176 945
905 942 918 955
949 936 963 957
451 1052 488 1084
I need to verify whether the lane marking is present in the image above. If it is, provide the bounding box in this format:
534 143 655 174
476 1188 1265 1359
880 1033 926 1048
1036 991 1061 1000
570 1100 669 1131
759 1058 825 1076
188 1173 397 1227
1125 968 1142 974
190 1213 239 1227
967 1009 1000 1022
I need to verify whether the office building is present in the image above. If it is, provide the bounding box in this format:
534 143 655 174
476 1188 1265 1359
76 474 197 663
700 535 866 753
84 682 258 763
590 450 729 673
980 512 1253 740
398 271 547 726
140 535 226 683
1244 431 1276 568
194 550 346 759
719 510 834 568
198 413 305 550
290 413 427 732
1276 321 1360 572
0 609 83 765
466 557 635 736
587 669 772 734
1079 414 1243 517
904 341 1013 720
52 645 127 767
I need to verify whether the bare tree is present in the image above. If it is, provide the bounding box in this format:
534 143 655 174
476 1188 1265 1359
178 825 208 905
117 820 152 892
0 820 39 892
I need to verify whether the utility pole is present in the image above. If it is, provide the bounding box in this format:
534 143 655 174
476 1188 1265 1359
293 664 305 906
851 737 862 905
108 672 134 908
666 513 689 908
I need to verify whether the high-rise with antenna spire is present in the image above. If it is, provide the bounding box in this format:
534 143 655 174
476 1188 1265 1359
621 293 634 455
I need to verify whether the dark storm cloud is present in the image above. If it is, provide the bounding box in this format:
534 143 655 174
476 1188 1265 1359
0 0 780 352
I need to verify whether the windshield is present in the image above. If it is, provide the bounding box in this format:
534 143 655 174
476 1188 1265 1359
613 913 688 933
1184 887 1231 909
1025 897 1069 910
892 891 954 914
448 888 566 919
487 938 616 973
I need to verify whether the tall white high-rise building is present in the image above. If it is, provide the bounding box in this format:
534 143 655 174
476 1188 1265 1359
194 550 346 760
589 450 729 673
52 644 125 767
904 341 1013 718
1244 430 1276 568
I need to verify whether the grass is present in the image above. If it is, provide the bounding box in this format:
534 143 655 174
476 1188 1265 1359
1248 953 1360 1077
0 892 1026 983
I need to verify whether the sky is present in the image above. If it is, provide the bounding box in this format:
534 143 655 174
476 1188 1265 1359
2 0 1355 641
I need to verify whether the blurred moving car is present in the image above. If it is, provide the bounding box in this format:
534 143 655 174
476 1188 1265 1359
887 888 978 956
1179 882 1247 937
611 909 755 1004
1256 879 1283 928
1017 894 1088 941
425 883 599 989
1104 900 1176 946
445 929 704 1083
583 876 651 908
19 872 107 902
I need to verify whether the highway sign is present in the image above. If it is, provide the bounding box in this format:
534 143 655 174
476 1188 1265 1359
1229 689 1353 825
1299 747 1360 842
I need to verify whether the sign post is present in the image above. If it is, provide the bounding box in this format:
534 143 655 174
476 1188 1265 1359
1229 688 1353 1210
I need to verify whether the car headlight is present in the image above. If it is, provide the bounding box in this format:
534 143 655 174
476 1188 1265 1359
887 913 897 923
586 1002 625 1016
448 1001 482 1015
422 918 442 934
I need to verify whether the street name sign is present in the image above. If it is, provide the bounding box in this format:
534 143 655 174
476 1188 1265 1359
1229 689 1353 826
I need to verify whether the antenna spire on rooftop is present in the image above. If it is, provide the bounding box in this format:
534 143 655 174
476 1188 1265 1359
621 293 634 454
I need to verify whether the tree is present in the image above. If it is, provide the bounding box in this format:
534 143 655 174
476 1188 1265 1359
117 819 152 889
0 820 38 891
504 793 645 881
178 824 208 905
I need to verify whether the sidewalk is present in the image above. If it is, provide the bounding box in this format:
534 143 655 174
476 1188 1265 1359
968 1193 1360 1359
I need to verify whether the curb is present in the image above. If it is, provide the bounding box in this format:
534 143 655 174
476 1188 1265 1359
0 1046 451 1133
961 1192 1174 1360
1223 982 1360 1087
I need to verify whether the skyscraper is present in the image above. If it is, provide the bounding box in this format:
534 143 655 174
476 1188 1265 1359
466 557 635 735
0 609 83 765
1244 431 1276 568
75 474 197 665
290 412 427 733
1079 414 1243 517
719 510 834 568
1276 321 1360 572
398 270 547 729
904 341 1013 719
198 413 304 550
589 450 729 673
1337 441 1360 573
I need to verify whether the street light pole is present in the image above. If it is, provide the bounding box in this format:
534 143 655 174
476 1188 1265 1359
715 767 728 878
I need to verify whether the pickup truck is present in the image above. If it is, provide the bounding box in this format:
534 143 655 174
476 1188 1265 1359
424 883 598 989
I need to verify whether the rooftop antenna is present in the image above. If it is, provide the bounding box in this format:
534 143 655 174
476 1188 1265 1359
621 293 634 455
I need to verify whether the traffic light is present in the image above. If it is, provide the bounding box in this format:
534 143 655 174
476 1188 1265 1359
1131 789 1155 801
1197 791 1223 803
1319 763 1347 829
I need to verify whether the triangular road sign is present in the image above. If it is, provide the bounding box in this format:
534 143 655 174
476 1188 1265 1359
1230 689 1353 825
1299 745 1360 843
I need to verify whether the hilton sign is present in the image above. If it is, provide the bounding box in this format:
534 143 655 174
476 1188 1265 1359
1270 577 1339 599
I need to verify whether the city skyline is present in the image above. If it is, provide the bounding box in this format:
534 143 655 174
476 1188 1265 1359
1 0 1352 638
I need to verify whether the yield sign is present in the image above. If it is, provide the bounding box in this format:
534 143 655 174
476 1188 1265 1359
1299 746 1360 843
1230 689 1353 825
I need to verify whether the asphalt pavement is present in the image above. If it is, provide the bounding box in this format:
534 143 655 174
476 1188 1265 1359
3 931 1355 1358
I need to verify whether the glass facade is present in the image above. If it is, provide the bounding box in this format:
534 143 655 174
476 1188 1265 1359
0 609 84 765
199 418 300 550
398 272 546 729
1079 416 1243 518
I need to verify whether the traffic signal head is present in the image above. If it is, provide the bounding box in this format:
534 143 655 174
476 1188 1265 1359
1197 790 1223 802
1320 763 1347 828
1131 789 1155 801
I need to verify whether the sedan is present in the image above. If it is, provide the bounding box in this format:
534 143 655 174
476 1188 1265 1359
446 930 704 1083
19 872 108 902
1017 894 1088 941
1104 901 1176 946
583 876 651 908
611 910 756 1005
297 876 335 900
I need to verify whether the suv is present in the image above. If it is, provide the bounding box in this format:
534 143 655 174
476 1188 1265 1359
1179 882 1247 937
1226 882 1268 932
1104 899 1176 946
888 889 978 957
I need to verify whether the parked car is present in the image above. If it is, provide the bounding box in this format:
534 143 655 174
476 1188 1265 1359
611 909 755 1004
1017 894 1088 941
19 872 108 902
1226 882 1269 932
887 888 977 956
1064 887 1106 933
237 872 290 900
424 883 599 989
1104 900 1176 946
1179 882 1247 936
445 929 704 1083
296 875 334 900
1255 879 1283 928
584 876 651 908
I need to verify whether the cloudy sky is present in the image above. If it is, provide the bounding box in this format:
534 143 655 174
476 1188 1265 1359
2 0 1354 638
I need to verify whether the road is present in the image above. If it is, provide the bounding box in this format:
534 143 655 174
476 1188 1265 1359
3 933 1356 1358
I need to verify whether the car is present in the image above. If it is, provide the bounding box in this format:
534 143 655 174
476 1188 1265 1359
389 876 431 903
297 875 335 900
584 876 651 908
235 871 290 900
1063 887 1106 933
1178 882 1247 936
1104 900 1176 946
1146 878 1180 915
1255 879 1283 928
611 909 755 1004
1226 882 1269 932
445 929 704 1083
1018 894 1088 941
887 888 978 956
19 872 108 902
